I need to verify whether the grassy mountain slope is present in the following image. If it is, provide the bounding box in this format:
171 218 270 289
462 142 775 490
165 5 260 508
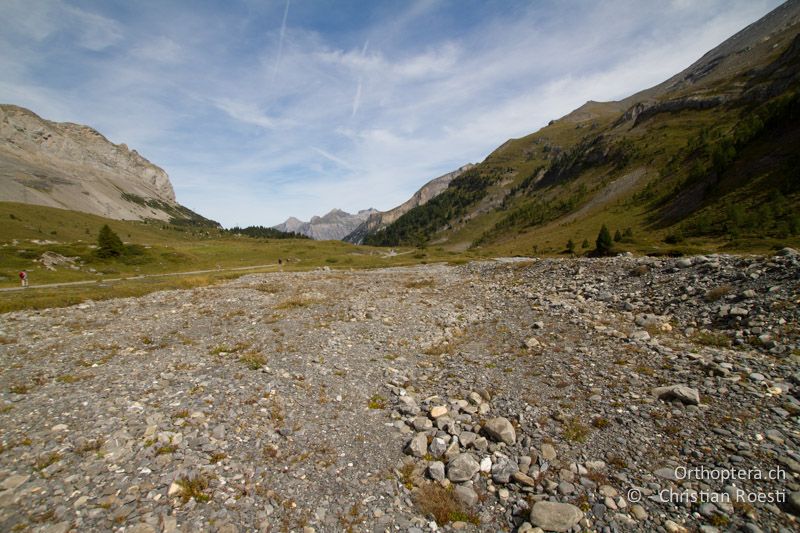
0 202 472 311
366 2 800 255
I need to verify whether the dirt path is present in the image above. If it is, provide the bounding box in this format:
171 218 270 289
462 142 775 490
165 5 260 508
0 263 280 292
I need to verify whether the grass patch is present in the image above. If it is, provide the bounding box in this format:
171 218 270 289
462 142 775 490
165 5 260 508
56 374 82 384
209 451 227 464
275 295 325 310
9 384 30 394
155 444 178 455
34 451 62 470
175 474 213 503
368 394 387 409
692 330 731 348
414 483 479 526
404 278 435 289
562 417 590 443
75 438 104 454
239 351 267 370
704 284 732 302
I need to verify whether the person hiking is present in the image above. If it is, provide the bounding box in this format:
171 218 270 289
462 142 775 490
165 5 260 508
19 270 28 288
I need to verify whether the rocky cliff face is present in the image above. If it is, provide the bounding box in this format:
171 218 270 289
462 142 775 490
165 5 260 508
344 164 475 244
274 208 378 240
0 104 203 222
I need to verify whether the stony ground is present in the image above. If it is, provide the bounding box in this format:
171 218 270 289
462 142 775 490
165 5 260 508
1 250 799 533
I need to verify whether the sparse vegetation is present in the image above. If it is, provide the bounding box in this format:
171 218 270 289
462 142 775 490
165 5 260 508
704 284 732 302
413 482 480 526
175 474 213 503
368 394 387 409
693 330 731 348
239 351 267 370
562 417 590 442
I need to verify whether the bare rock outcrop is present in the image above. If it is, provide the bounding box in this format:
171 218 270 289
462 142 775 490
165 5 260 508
0 104 203 223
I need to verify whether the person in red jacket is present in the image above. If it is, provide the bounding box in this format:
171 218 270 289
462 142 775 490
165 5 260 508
19 270 28 288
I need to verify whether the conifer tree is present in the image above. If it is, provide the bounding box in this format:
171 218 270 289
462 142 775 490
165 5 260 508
595 224 614 256
97 224 124 258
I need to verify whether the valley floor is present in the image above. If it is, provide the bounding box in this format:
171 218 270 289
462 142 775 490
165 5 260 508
0 251 799 532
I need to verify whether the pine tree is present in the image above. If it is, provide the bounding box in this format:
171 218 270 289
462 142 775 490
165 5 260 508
566 239 575 253
97 224 124 258
581 238 590 249
595 224 614 256
614 229 622 242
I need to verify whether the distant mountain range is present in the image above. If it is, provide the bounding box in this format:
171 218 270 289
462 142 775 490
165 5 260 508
362 0 800 253
273 208 378 240
344 164 475 244
0 104 216 226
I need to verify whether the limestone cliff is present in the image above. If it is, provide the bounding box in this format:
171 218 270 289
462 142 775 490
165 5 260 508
0 104 209 223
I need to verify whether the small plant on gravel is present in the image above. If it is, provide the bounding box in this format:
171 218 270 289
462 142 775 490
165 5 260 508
276 295 323 310
173 409 189 419
239 351 267 370
9 384 30 394
693 330 731 348
708 513 730 528
263 444 280 459
0 335 15 344
404 278 435 289
562 417 590 443
704 284 732 302
209 451 227 464
414 482 479 526
592 417 610 429
607 454 628 469
368 394 387 409
175 474 212 503
75 438 104 454
629 265 649 277
155 443 178 455
397 461 417 489
255 282 283 293
34 451 62 470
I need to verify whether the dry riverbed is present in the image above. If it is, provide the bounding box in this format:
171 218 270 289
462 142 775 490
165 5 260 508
1 251 799 532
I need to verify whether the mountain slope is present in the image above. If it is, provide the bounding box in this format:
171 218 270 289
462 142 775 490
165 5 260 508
0 104 215 226
273 208 378 240
344 164 475 244
366 0 800 254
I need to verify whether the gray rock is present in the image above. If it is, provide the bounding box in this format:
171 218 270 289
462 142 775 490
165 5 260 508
492 455 519 484
404 433 428 458
453 484 479 507
447 453 480 482
530 501 584 532
429 436 448 458
541 443 557 461
428 461 445 481
483 417 516 445
652 385 700 405
412 416 432 431
398 396 421 415
630 504 647 520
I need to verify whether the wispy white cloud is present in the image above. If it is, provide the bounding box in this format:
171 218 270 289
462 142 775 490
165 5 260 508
0 0 785 227
272 0 291 81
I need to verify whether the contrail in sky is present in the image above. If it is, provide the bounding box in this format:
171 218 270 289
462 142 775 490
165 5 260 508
351 40 369 117
272 0 291 81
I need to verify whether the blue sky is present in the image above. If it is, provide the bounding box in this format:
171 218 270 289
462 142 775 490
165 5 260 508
0 0 784 227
